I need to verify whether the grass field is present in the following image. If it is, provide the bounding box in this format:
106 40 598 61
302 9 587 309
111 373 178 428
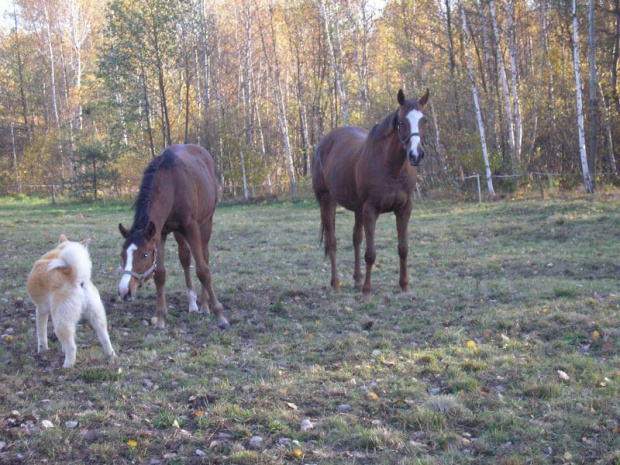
0 195 618 464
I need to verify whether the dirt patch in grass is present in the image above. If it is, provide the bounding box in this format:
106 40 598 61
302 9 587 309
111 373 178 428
0 196 619 463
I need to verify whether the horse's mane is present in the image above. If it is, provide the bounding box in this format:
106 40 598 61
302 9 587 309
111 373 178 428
132 148 177 232
369 110 397 142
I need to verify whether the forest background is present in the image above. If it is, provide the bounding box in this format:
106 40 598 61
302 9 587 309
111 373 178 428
0 0 618 201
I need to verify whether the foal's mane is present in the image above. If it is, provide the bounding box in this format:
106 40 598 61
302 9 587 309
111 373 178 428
132 149 177 232
369 111 397 142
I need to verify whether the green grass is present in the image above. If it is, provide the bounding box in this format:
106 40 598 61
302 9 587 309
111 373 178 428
0 195 619 463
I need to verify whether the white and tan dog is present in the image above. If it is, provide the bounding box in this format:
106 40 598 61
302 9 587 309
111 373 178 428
27 235 117 368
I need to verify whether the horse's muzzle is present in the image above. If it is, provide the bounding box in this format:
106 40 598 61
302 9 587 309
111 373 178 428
408 149 425 166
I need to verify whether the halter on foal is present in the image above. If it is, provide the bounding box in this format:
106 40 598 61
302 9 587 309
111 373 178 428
118 144 228 330
312 89 430 300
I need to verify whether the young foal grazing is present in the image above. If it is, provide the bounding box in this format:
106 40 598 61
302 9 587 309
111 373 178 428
312 89 430 300
118 144 228 330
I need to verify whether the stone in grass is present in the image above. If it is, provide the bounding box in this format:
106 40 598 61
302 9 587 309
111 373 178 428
300 419 314 431
65 421 78 428
338 404 353 413
248 436 263 449
41 420 54 429
195 449 206 456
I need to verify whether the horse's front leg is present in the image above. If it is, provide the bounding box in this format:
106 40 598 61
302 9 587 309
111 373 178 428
353 210 363 290
362 203 379 301
174 232 199 313
395 203 412 293
185 222 229 330
154 234 168 329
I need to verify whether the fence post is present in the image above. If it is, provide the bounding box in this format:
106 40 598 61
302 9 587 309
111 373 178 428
476 174 481 204
535 172 544 199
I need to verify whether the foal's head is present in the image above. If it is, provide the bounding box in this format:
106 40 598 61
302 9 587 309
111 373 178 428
396 88 430 167
118 222 158 301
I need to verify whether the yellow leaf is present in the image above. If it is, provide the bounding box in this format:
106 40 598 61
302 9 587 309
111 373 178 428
127 440 138 448
4 335 13 342
366 392 379 401
194 411 204 417
293 449 303 458
592 330 601 341
466 340 476 348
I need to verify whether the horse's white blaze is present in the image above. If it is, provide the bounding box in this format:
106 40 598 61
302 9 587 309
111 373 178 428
406 109 425 158
119 243 137 297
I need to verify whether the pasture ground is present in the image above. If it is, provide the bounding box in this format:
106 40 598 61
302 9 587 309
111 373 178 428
0 195 618 464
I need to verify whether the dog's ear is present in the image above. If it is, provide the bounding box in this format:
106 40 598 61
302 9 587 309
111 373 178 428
58 234 68 245
143 221 156 241
81 239 91 248
119 223 130 239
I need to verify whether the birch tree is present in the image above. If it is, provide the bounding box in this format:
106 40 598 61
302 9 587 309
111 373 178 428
460 1 495 195
571 0 593 193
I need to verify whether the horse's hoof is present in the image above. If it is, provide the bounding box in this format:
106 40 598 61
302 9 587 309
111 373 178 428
362 292 373 302
217 318 230 330
155 320 166 330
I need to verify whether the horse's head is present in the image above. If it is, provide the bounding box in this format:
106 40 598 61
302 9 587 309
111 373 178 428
118 221 158 301
396 88 430 167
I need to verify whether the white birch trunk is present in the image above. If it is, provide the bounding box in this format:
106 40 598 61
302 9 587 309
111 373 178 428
587 0 597 182
43 2 60 128
489 0 516 172
506 0 522 166
461 2 495 196
571 0 594 193
319 0 348 124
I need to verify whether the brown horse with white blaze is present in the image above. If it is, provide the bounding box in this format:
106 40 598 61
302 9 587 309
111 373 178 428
118 144 228 330
312 89 430 300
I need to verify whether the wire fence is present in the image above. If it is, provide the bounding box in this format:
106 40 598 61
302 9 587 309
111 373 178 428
3 171 618 204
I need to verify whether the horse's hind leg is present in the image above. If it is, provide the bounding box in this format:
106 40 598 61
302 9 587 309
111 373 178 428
174 232 199 313
353 210 363 290
186 221 228 330
318 192 339 292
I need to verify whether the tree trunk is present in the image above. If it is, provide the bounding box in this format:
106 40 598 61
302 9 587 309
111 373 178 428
597 80 617 179
259 2 296 196
587 0 597 186
506 0 522 167
571 0 594 193
318 0 348 125
461 2 495 195
489 0 516 173
43 2 60 128
12 1 29 133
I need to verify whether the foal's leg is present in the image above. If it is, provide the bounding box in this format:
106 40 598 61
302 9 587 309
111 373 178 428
185 221 228 330
318 193 339 291
362 203 379 301
154 234 168 329
174 232 199 313
199 220 224 318
395 203 412 293
352 210 364 290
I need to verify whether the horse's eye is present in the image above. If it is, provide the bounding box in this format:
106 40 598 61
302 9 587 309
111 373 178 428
142 252 149 260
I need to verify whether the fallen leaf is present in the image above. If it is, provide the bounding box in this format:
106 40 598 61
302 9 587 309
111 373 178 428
466 340 476 348
127 440 138 448
292 448 303 458
366 392 379 401
285 402 298 410
592 330 601 341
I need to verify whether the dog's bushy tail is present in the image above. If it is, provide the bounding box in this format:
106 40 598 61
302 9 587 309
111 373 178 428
48 242 92 284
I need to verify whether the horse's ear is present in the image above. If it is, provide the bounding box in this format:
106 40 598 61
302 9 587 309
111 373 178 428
58 234 68 245
119 223 130 239
397 89 405 106
419 88 430 107
143 221 156 241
